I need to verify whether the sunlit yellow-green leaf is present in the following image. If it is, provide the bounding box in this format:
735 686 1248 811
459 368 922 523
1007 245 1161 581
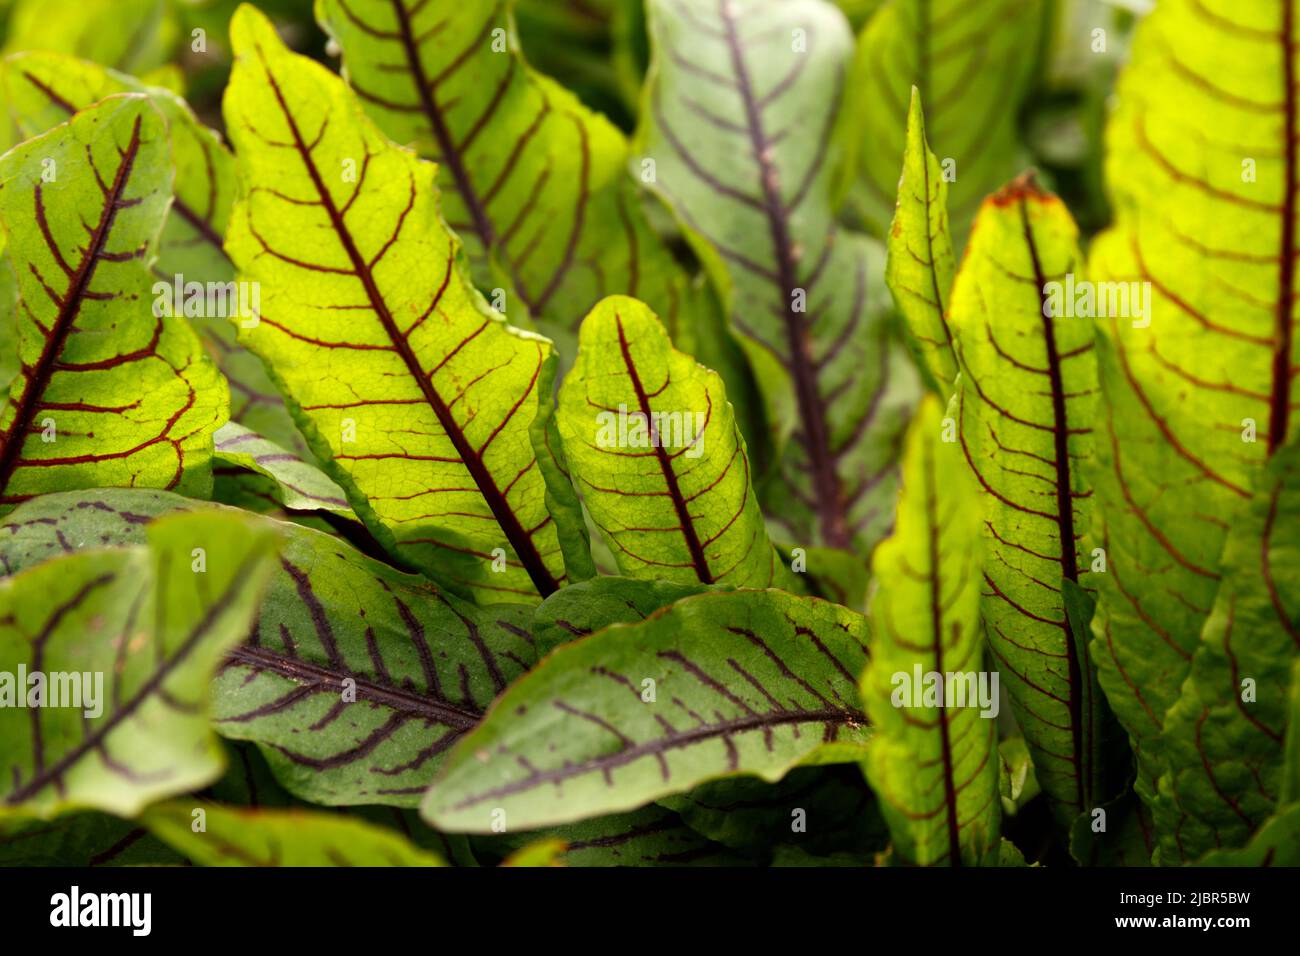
950 176 1109 826
223 4 591 603
861 395 999 866
557 296 789 588
1161 441 1300 861
1087 0 1298 837
886 89 957 393
0 94 226 511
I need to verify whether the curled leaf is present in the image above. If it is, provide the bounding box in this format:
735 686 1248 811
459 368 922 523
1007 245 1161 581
557 296 789 589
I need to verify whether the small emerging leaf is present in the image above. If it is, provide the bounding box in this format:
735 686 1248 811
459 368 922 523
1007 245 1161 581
558 296 790 589
861 395 999 866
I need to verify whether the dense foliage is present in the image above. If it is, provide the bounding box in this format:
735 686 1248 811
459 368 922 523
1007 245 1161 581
0 0 1295 868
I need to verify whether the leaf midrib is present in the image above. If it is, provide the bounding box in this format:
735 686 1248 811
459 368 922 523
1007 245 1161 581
1018 190 1090 814
1269 0 1296 454
252 40 560 597
19 71 225 257
223 644 482 730
446 704 862 813
0 113 145 497
716 0 846 548
5 547 264 804
613 313 713 583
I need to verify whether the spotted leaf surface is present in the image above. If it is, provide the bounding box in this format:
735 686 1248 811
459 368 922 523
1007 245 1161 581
423 589 871 832
223 6 590 603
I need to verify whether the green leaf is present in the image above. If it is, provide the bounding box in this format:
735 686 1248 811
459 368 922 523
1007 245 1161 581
557 296 791 589
860 394 1000 866
885 89 957 393
0 52 232 287
2 0 177 76
1160 442 1300 862
1086 0 1295 811
479 803 748 867
846 0 1045 236
998 737 1040 817
500 837 568 867
223 5 591 603
423 588 871 833
0 50 312 461
1068 789 1154 868
0 94 226 510
1195 659 1300 866
213 421 354 519
0 510 280 819
0 813 183 866
638 0 917 554
140 799 446 866
660 764 886 859
0 488 537 808
532 575 709 656
314 0 709 353
949 176 1109 826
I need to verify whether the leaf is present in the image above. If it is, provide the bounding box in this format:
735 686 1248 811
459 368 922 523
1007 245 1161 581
0 488 538 808
659 764 886 859
314 0 707 351
140 799 446 866
479 803 748 867
638 0 918 554
557 296 790 589
1195 658 1300 865
860 394 1000 866
0 50 311 461
0 813 183 866
532 575 709 656
0 510 280 818
2 0 178 77
998 737 1040 817
0 93 226 511
885 89 958 393
846 0 1045 236
213 421 354 519
500 837 568 867
1068 788 1154 868
423 588 871 833
1160 442 1300 861
1086 0 1296 810
223 5 591 604
949 176 1110 826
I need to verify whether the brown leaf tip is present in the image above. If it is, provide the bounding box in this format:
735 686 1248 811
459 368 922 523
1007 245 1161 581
987 170 1051 207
